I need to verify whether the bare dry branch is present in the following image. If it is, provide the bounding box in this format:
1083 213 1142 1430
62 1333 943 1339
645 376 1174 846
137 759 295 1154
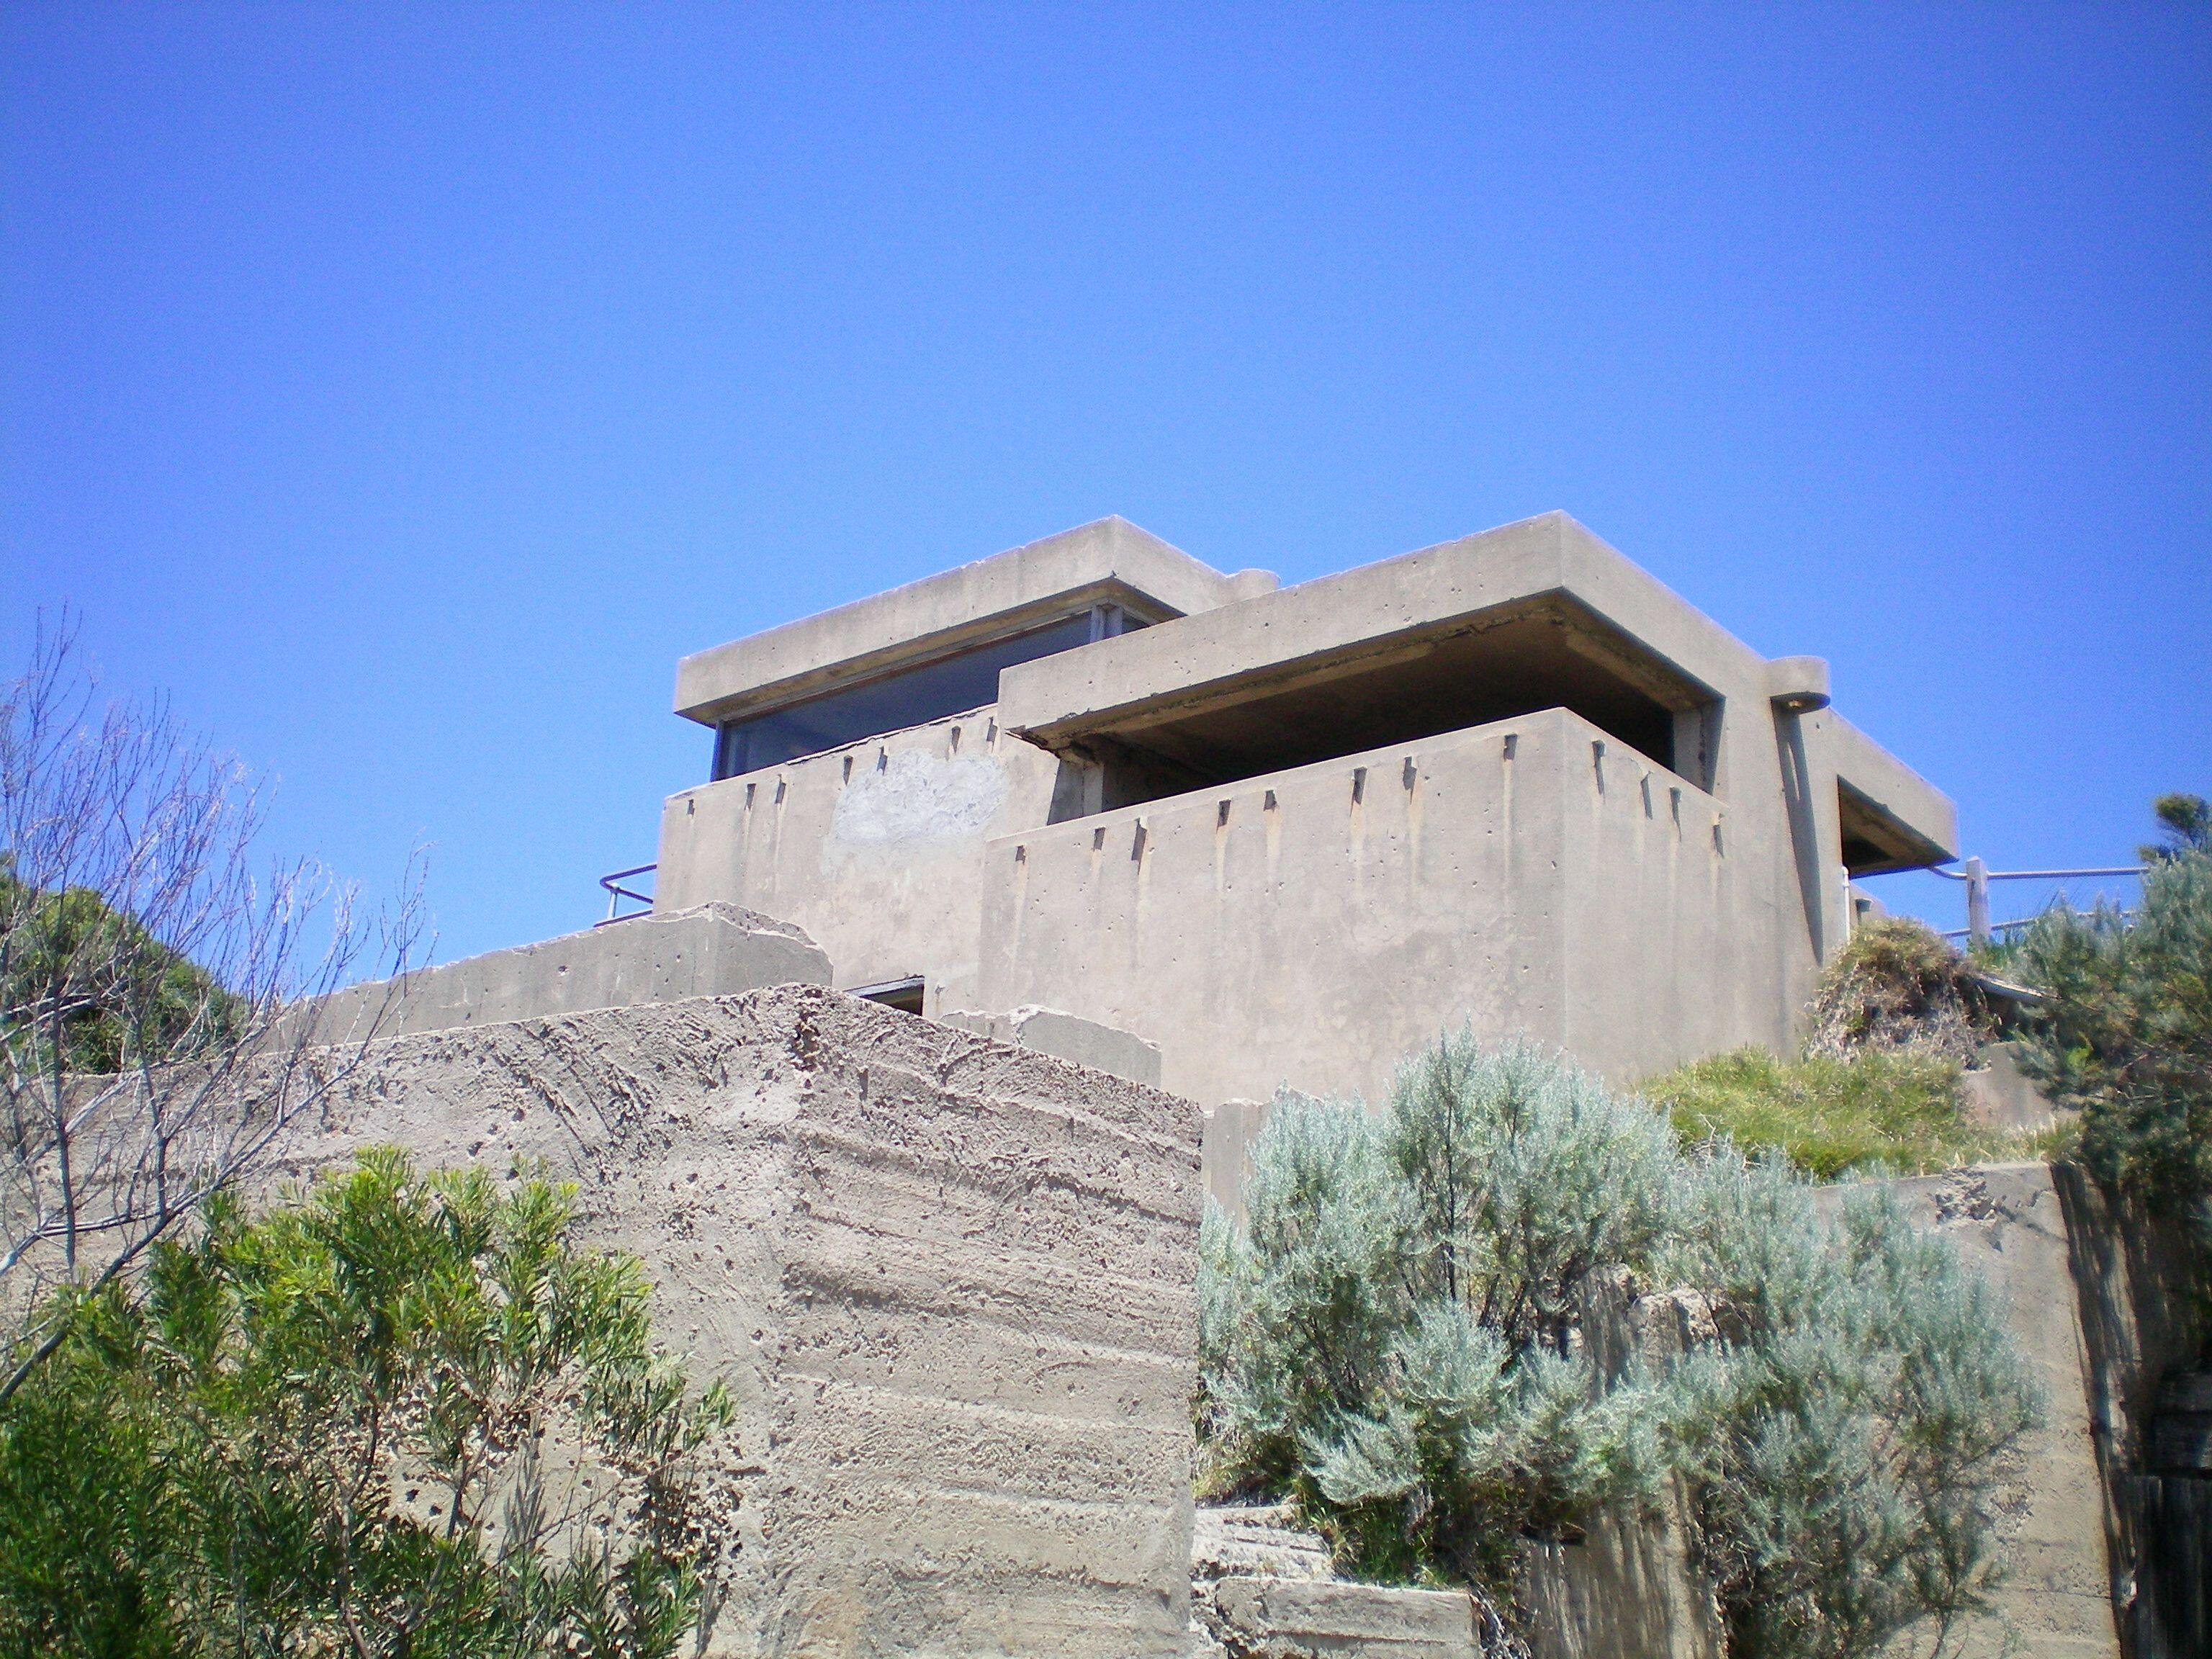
0 613 425 1401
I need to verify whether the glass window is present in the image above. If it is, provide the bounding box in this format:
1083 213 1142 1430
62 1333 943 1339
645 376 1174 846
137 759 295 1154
713 609 1120 780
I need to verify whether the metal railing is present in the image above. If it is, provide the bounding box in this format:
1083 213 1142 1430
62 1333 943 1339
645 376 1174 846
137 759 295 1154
1928 857 2146 945
598 863 656 925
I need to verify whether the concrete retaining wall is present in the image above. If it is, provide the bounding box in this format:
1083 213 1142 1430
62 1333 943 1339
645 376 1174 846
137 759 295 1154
318 903 831 1041
1841 1164 2121 1658
271 985 1202 1658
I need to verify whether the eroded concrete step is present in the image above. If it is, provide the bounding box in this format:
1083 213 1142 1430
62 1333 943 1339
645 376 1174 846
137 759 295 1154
1203 1575 1480 1659
1195 1503 1335 1583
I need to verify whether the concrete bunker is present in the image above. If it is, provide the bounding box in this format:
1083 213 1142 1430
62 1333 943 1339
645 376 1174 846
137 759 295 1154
1031 593 1724 820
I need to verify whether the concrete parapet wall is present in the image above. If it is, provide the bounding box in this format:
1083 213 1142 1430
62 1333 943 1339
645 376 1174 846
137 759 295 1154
320 903 831 1041
979 706 1777 1106
657 710 1064 1015
271 984 1202 1658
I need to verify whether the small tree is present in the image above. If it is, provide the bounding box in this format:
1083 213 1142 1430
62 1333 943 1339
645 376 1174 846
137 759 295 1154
2139 791 2211 864
0 618 421 1402
2011 824 2212 1213
0 1148 739 1658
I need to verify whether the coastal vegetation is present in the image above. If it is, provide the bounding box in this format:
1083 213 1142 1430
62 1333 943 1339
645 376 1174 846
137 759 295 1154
1197 1034 2039 1659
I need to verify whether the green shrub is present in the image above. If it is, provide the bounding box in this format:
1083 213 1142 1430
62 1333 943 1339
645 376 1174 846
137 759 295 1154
1668 1153 2041 1659
2012 841 2212 1213
1200 1041 1675 1587
1200 1034 2041 1658
1647 1048 2009 1179
0 1149 737 1658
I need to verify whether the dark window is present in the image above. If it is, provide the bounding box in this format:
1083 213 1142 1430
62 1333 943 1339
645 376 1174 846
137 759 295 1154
714 608 1139 781
851 977 926 1015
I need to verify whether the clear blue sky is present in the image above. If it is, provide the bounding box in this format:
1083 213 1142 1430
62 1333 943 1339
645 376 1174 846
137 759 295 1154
5 3 2207 968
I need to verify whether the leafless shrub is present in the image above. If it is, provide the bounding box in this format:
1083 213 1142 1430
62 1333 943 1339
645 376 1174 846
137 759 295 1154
1804 917 1991 1066
0 614 423 1402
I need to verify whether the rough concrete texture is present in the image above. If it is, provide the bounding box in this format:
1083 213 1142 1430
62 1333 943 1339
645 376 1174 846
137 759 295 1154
1192 1506 1334 1585
1518 1503 1719 1659
269 985 1202 1658
1190 1506 1491 1658
319 904 830 1043
1851 1164 2121 1658
940 1005 1164 1087
1203 1578 1479 1659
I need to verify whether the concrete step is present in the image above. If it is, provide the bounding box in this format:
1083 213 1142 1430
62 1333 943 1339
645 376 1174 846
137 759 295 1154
1203 1575 1480 1659
1194 1503 1336 1583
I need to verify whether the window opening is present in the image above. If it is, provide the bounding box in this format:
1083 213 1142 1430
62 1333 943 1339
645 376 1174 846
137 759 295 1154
1043 599 1718 821
713 606 1137 781
850 976 926 1016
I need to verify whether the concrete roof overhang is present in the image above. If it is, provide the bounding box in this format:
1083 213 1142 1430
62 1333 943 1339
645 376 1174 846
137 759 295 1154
674 517 1276 728
996 512 1735 755
1830 720 1959 871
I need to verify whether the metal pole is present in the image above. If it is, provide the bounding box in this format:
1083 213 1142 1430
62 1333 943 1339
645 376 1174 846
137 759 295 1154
1964 856 1990 948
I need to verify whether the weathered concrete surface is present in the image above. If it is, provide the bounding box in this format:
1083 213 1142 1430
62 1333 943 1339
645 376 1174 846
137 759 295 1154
978 706 1779 1104
1959 1042 2059 1134
1192 1506 1335 1585
320 904 830 1041
657 710 1064 1017
1865 1164 2122 1658
1201 1099 1272 1220
272 985 1202 1658
675 516 1276 726
1518 1493 1722 1659
941 1004 1165 1087
1206 1578 1479 1659
2049 1163 2211 1659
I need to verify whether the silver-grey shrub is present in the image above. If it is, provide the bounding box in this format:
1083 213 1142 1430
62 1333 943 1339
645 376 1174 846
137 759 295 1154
1201 1036 1677 1586
1198 1033 2041 1657
1668 1151 2041 1659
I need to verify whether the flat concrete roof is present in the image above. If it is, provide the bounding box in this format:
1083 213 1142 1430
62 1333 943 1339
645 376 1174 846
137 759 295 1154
1830 716 1959 868
995 512 1744 746
675 517 1277 727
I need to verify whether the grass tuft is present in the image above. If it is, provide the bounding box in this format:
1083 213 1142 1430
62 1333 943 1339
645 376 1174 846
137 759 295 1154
1643 1048 2022 1179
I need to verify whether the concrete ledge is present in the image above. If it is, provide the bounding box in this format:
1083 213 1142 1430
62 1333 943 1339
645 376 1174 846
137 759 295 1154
675 517 1275 726
996 513 1743 746
941 1004 1164 1087
1208 1575 1478 1658
322 903 832 1040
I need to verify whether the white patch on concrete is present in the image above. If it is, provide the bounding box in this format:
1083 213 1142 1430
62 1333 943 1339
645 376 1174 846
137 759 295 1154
829 751 1007 853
